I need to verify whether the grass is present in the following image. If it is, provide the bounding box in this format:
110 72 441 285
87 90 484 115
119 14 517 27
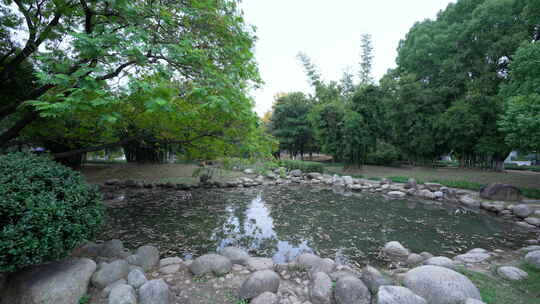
458 264 540 304
324 164 540 199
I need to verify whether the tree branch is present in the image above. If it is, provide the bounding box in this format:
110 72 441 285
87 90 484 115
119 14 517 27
96 61 137 81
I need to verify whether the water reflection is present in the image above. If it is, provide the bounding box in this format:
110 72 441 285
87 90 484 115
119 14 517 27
213 194 312 263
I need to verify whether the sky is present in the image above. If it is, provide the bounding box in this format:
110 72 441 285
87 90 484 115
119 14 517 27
240 0 456 116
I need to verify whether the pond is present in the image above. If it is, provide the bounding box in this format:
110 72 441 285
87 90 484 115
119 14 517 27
101 185 536 266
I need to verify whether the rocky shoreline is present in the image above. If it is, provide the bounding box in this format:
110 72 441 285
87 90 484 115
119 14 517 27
101 167 540 233
2 239 539 304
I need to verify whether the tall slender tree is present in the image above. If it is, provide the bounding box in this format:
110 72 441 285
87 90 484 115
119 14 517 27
359 33 374 85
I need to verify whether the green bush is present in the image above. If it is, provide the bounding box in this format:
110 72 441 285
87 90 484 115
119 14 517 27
0 153 105 273
279 159 324 173
365 142 401 166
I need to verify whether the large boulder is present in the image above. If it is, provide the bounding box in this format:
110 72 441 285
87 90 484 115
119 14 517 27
496 266 528 281
309 272 333 304
362 266 391 294
423 257 455 269
100 239 126 258
239 270 280 299
479 183 521 201
335 275 371 304
403 266 481 304
375 286 427 304
0 258 96 304
109 284 137 304
251 292 279 304
92 260 130 289
139 279 171 304
512 204 533 218
382 241 409 261
524 250 540 269
127 245 160 271
290 169 302 177
454 252 490 264
190 254 232 275
246 257 274 271
424 183 443 192
297 253 335 274
221 247 250 265
127 268 147 289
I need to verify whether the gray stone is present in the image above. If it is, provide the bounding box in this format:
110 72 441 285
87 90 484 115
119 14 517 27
102 279 127 298
139 279 171 304
464 299 487 304
101 239 126 258
290 169 302 177
404 178 417 189
454 252 490 264
424 183 443 191
519 245 540 254
129 245 160 271
335 275 371 304
343 176 354 185
419 252 433 260
251 292 279 304
244 169 255 174
159 264 180 274
516 221 537 230
480 183 521 201
404 265 481 304
298 253 323 269
496 266 529 281
247 257 275 271
388 191 406 198
159 257 183 268
406 254 425 266
309 272 332 304
1 258 96 304
190 253 232 275
524 250 540 269
525 217 540 227
109 284 137 304
375 286 427 304
128 268 147 289
481 201 505 213
92 259 130 289
513 204 533 218
307 172 323 180
239 270 280 299
361 265 391 294
76 241 103 257
459 196 480 208
221 247 250 265
423 257 455 269
382 241 410 261
418 189 436 200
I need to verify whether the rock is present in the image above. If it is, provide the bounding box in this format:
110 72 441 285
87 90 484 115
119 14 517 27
480 183 521 201
159 257 183 268
403 265 481 304
423 257 455 269
375 286 427 304
335 275 371 304
519 245 540 254
434 191 444 199
406 254 425 266
524 250 540 269
480 201 505 213
100 239 126 258
516 221 537 230
139 279 171 304
307 172 323 180
467 248 487 254
247 257 275 271
309 272 332 304
92 259 130 289
362 265 391 294
381 178 391 185
388 191 406 198
418 189 436 200
459 196 480 208
424 183 443 192
159 264 180 274
513 204 533 218
239 270 280 299
496 266 529 281
464 299 486 304
1 258 96 304
290 169 302 177
221 247 250 265
343 176 354 185
105 179 121 185
127 268 147 289
382 241 410 261
525 217 540 227
454 252 490 264
190 254 232 275
109 284 137 304
102 279 127 298
404 178 417 189
74 241 103 257
251 292 279 304
244 169 255 174
419 252 433 260
127 245 160 271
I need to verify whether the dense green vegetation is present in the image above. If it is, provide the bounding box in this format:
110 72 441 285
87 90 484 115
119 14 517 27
268 0 539 171
0 153 104 272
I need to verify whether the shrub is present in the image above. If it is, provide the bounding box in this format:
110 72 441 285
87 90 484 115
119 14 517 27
365 142 401 166
279 159 324 173
0 153 105 273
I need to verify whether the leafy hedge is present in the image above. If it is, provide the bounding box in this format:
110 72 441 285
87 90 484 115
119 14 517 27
0 153 105 272
279 160 324 173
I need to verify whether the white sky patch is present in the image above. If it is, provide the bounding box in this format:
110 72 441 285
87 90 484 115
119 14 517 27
240 0 456 116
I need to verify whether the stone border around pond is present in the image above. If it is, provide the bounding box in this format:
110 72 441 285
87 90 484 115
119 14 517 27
101 169 540 233
3 238 539 304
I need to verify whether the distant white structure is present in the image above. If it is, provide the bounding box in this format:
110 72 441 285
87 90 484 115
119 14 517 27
504 151 532 166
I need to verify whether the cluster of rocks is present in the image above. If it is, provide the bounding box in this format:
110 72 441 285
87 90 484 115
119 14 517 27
3 238 540 304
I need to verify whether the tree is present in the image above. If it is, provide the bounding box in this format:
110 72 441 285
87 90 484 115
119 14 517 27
0 0 260 156
358 33 374 85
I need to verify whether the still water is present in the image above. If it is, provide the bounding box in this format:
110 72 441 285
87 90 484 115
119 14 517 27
102 185 535 265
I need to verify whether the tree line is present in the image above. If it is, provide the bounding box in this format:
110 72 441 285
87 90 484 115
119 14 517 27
267 0 540 170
